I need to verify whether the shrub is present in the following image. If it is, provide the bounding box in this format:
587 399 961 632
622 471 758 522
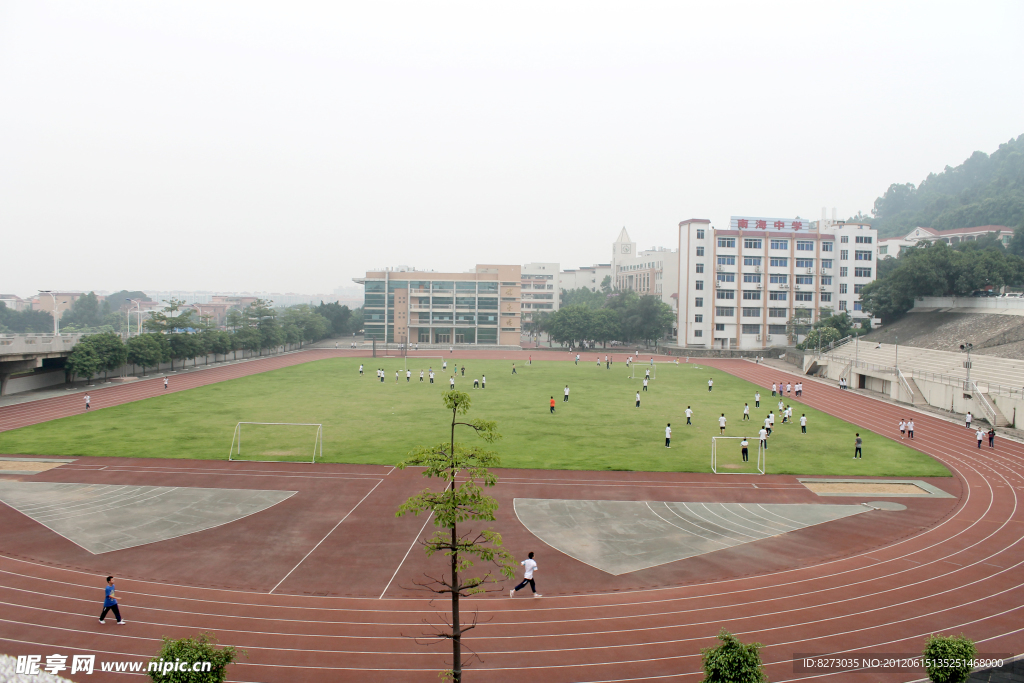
147 632 244 683
924 633 977 683
700 628 768 683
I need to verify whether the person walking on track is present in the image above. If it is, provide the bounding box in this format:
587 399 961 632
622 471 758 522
907 419 914 440
84 394 91 410
510 552 540 597
163 377 168 390
99 576 125 625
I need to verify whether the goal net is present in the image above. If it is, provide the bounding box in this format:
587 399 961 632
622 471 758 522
404 355 446 371
631 364 657 380
711 436 765 475
229 422 323 463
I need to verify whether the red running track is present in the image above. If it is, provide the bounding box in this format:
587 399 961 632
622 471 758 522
0 351 1022 682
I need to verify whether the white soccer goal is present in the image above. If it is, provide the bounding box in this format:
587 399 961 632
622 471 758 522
228 422 323 463
404 355 446 371
631 364 657 380
711 436 765 475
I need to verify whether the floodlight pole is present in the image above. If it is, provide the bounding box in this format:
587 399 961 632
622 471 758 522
960 342 973 386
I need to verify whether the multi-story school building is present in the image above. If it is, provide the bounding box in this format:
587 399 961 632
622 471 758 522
677 215 878 350
355 265 522 346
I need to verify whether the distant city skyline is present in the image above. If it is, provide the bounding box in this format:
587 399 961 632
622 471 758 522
2 2 1021 295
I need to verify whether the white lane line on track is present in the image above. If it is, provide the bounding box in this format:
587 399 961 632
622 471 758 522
379 511 433 599
269 478 383 594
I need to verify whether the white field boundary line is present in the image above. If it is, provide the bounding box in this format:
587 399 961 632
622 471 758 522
379 511 433 599
269 478 383 594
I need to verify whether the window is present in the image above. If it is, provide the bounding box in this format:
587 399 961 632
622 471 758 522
715 323 726 331
769 325 788 335
821 276 833 285
744 238 762 249
855 267 872 278
796 240 814 251
795 276 814 285
770 239 789 250
718 237 736 248
840 266 849 277
696 246 705 256
856 235 873 244
695 297 703 307
795 292 814 301
839 283 848 294
717 273 735 283
742 324 762 335
716 290 735 299
770 274 788 284
840 236 849 243
770 257 788 267
716 308 735 317
840 249 849 260
742 308 761 317
743 256 762 266
879 246 888 255
769 308 787 318
820 292 832 302
854 301 863 311
839 300 848 310
769 291 788 301
821 259 833 269
694 329 703 337
695 280 704 290
694 314 703 323
717 256 736 265
743 291 762 300
696 229 705 239
854 284 864 294
822 241 834 252
743 273 761 283
855 250 872 261
695 263 704 273
795 259 813 269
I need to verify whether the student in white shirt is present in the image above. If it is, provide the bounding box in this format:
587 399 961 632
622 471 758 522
800 414 807 433
665 423 672 448
429 370 435 384
563 385 570 402
406 370 411 382
759 427 768 450
359 364 364 375
708 378 714 392
740 438 749 462
965 412 973 429
976 429 985 448
635 392 641 408
481 375 486 389
718 414 727 434
754 391 760 408
685 406 693 425
511 552 540 597
899 420 906 439
642 377 649 392
772 383 777 396
443 360 447 370
907 419 915 440
450 376 455 388
786 382 792 395
84 394 91 410
419 370 424 382
743 403 750 420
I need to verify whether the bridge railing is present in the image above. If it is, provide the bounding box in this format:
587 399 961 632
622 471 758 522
0 333 85 355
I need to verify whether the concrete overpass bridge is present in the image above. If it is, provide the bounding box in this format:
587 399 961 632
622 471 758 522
0 334 84 395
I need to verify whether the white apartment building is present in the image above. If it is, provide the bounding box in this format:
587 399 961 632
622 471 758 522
559 264 612 294
521 262 559 324
611 228 679 314
677 215 879 350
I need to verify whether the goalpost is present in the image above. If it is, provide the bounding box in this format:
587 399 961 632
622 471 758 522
631 364 657 380
711 436 765 475
228 422 323 463
403 355 446 372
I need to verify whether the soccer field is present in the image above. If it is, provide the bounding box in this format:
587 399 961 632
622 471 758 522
0 358 949 476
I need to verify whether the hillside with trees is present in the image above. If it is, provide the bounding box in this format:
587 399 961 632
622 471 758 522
868 134 1024 238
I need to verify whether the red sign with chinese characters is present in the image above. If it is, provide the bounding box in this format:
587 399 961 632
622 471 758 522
730 216 809 231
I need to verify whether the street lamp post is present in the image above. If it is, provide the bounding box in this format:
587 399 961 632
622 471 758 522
39 291 59 336
960 343 973 387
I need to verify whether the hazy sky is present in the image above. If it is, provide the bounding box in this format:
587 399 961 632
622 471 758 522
2 1 1022 297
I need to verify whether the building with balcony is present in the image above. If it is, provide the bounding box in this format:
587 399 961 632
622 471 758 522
677 214 879 350
558 264 612 294
355 265 522 346
611 227 679 315
521 262 559 325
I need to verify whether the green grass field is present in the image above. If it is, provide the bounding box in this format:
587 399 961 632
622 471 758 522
0 357 950 476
